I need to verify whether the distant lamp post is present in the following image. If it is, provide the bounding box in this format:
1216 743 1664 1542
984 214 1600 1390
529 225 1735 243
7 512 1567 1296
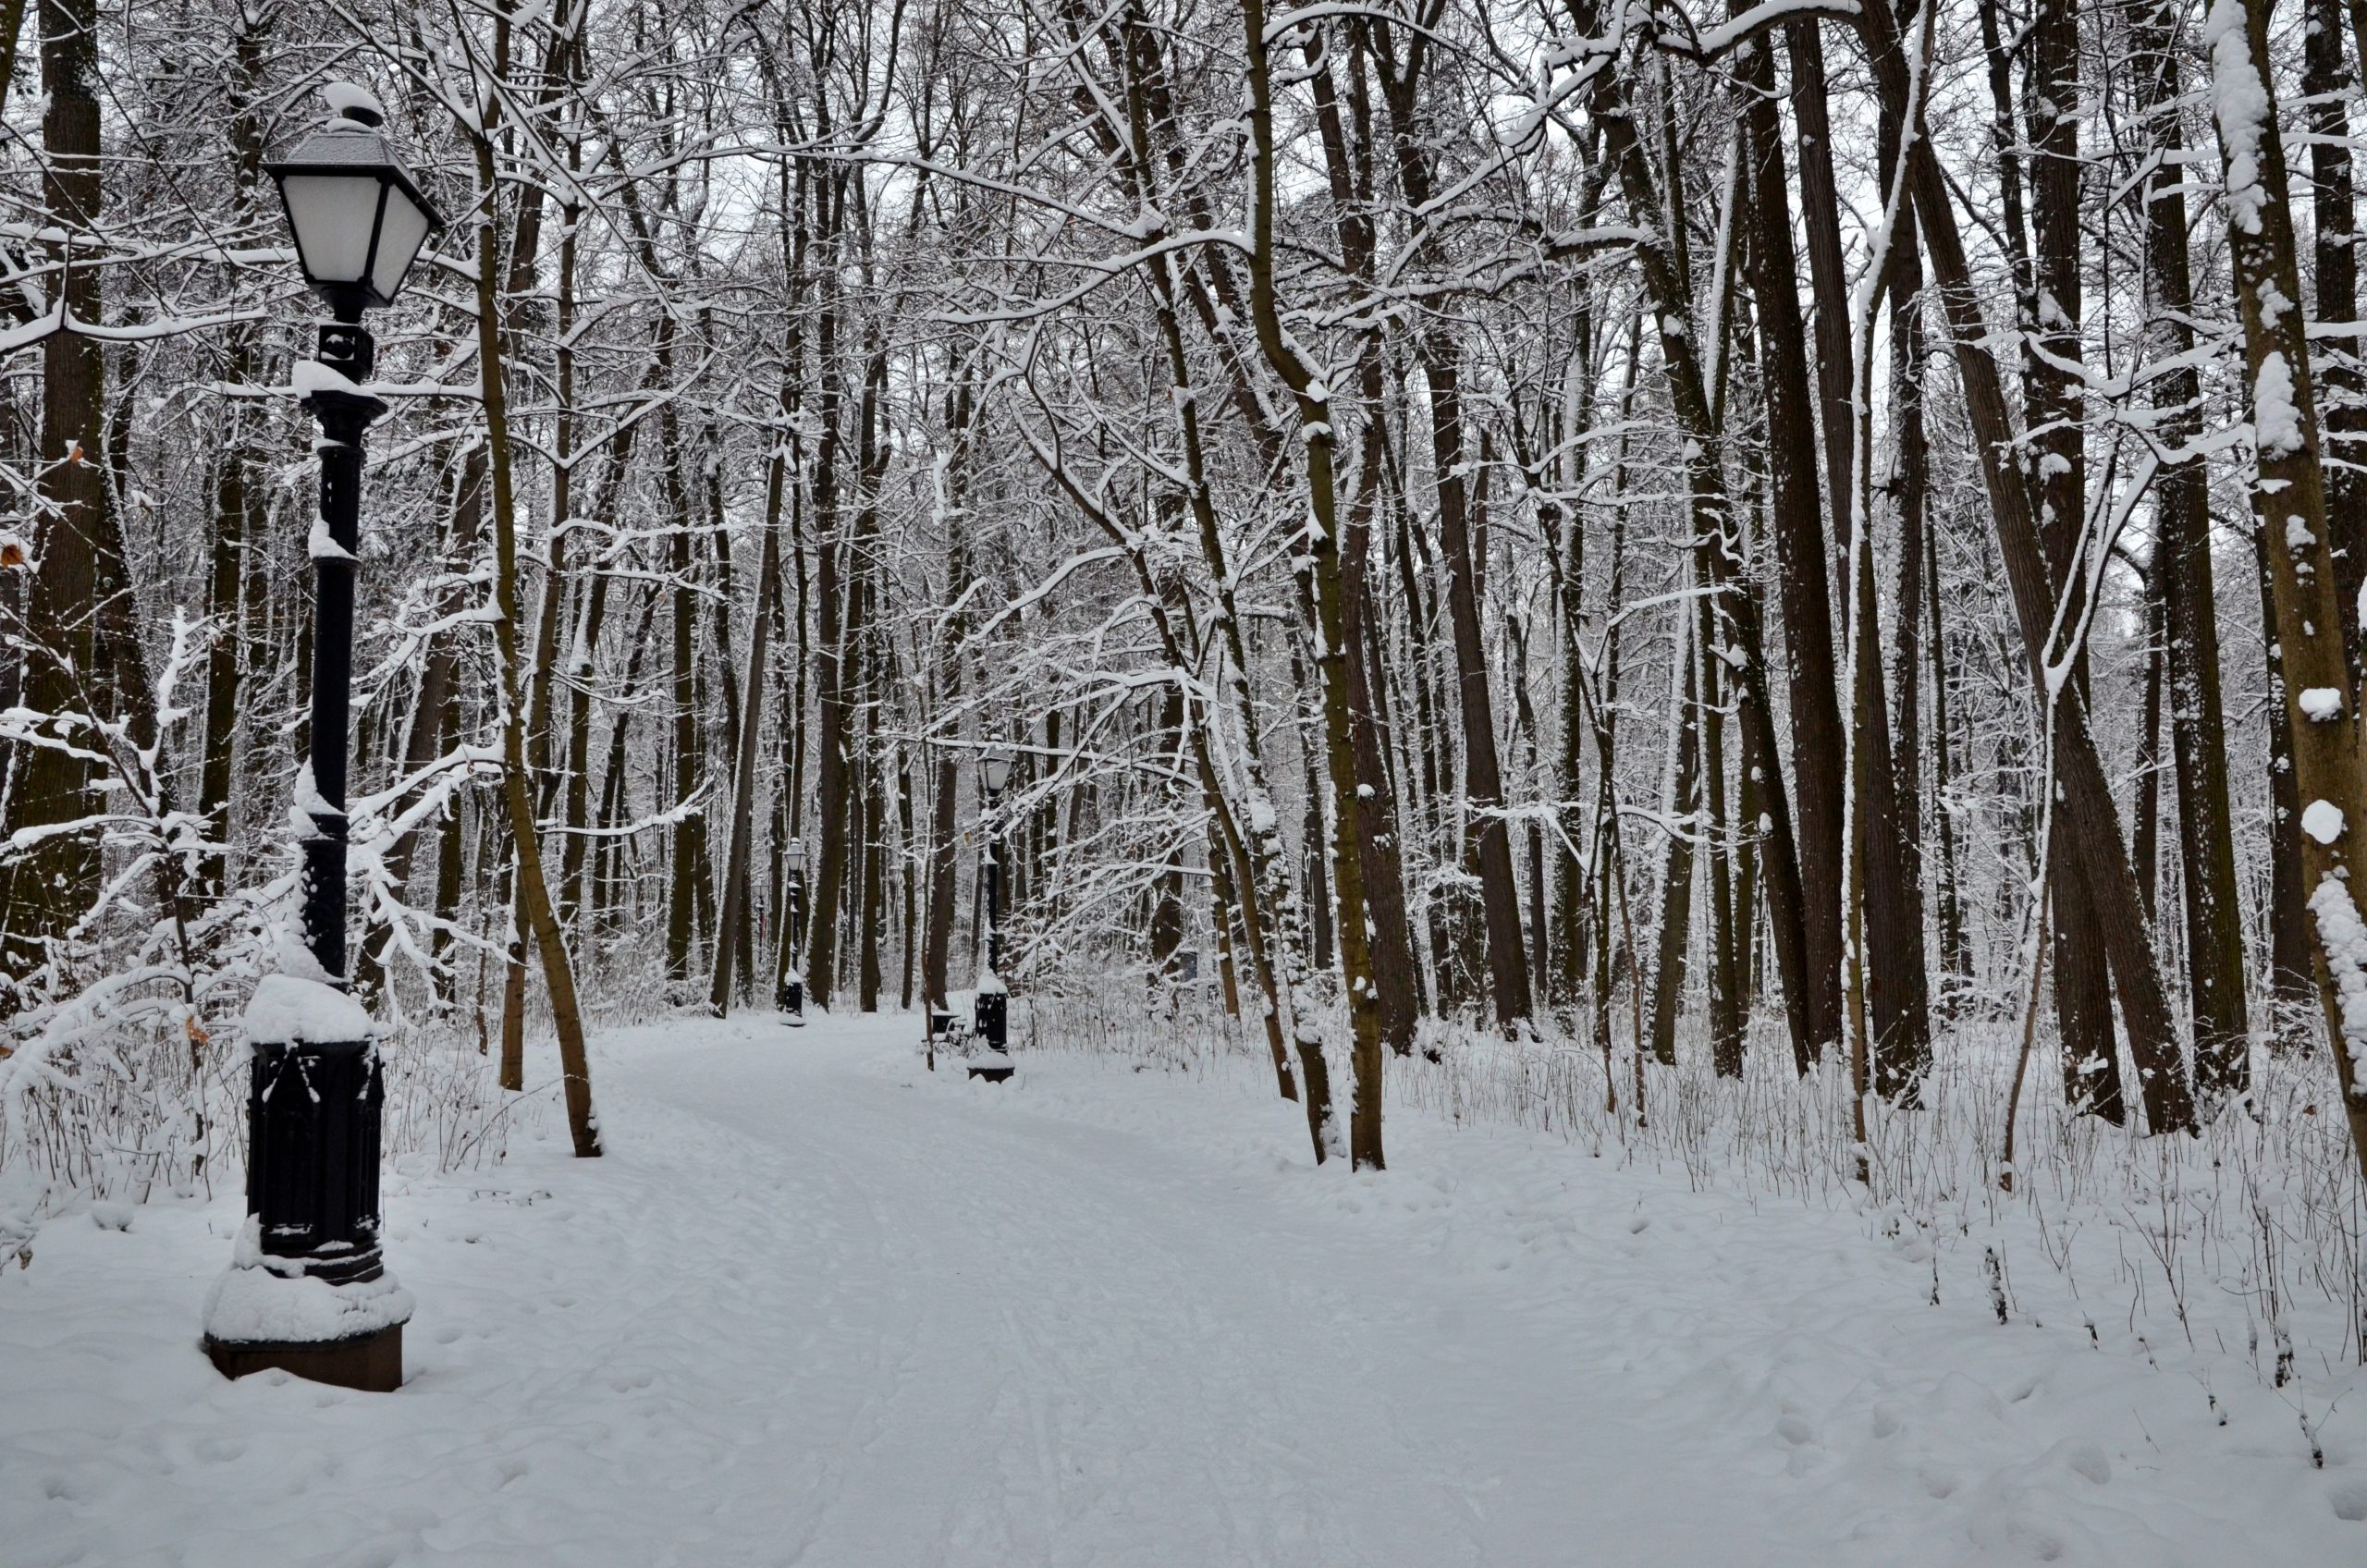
777 840 808 1026
202 84 442 1395
972 752 1016 1082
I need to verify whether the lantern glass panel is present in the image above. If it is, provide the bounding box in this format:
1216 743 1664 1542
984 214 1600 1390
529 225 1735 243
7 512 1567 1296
369 186 435 304
982 754 1013 794
279 174 386 286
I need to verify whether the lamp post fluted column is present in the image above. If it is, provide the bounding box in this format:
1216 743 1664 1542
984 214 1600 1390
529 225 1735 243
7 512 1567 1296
300 314 379 977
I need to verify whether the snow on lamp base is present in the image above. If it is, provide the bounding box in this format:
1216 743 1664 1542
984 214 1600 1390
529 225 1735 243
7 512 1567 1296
202 1218 411 1392
203 975 408 1392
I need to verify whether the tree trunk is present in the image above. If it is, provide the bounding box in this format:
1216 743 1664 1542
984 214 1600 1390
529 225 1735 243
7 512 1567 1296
1245 0 1380 1163
1209 831 1244 1018
1366 23 1530 1028
1695 592 1744 1078
556 403 651 924
1288 630 1336 975
471 125 599 1157
1850 482 1929 1100
1649 621 1700 1068
2259 526 2318 1048
1785 18 1855 573
849 340 890 1012
708 392 788 1012
803 199 854 1012
1757 17 1846 1065
1888 218 1940 1042
431 685 467 1013
2310 0 2367 678
919 388 975 1016
1854 38 1933 1099
1305 29 1422 1052
2130 0 2252 1099
2204 0 2367 1181
2 0 107 1018
1925 522 1971 998
1095 16 1334 1130
591 583 660 946
1513 618 1553 1032
1149 683 1188 980
2020 0 2127 1122
2133 594 2165 923
661 320 709 990
196 10 270 902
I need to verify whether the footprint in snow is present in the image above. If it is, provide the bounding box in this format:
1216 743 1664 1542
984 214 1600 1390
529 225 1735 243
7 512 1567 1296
2006 1519 2066 1562
2054 1439 2111 1486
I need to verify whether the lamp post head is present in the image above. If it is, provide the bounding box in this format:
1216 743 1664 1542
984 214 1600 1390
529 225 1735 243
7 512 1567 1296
266 84 445 321
785 840 808 873
981 752 1014 799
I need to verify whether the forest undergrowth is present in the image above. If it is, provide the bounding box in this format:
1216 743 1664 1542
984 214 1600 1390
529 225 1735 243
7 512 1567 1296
0 1007 533 1243
1032 976 2367 1429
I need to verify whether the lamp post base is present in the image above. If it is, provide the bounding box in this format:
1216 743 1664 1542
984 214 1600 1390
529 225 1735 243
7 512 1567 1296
969 989 1012 1080
204 1321 403 1392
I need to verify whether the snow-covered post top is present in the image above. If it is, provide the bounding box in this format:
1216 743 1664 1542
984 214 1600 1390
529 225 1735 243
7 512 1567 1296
240 974 377 1047
321 81 385 125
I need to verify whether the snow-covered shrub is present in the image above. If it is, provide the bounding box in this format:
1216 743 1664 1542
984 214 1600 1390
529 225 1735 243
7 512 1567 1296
0 605 531 1231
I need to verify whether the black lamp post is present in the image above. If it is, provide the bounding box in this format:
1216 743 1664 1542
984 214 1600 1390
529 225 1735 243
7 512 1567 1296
202 85 442 1395
777 840 807 1025
972 752 1015 1081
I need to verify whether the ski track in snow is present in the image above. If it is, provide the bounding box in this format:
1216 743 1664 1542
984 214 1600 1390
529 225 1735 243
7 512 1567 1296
3 1013 2361 1565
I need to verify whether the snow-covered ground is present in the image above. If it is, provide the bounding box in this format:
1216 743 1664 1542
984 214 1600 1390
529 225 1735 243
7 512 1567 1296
4 1013 2362 1566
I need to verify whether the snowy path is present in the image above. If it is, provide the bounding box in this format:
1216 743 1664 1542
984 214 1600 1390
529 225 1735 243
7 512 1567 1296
5 1015 2361 1566
614 1023 1759 1566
